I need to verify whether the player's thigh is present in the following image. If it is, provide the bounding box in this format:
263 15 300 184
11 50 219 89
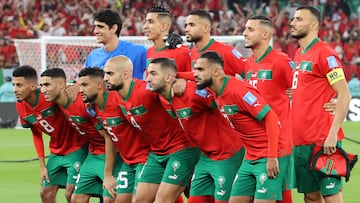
209 153 243 201
116 163 143 195
73 153 104 196
293 145 320 194
64 148 88 185
44 154 67 187
162 147 200 186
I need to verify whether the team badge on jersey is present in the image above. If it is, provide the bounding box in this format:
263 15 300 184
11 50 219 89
232 49 243 59
326 56 339 69
243 91 257 106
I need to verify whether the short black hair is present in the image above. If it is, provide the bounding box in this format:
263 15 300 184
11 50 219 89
150 58 177 73
296 5 321 25
40 68 66 80
188 9 212 26
79 67 104 79
248 15 274 28
93 9 123 37
150 5 171 17
13 65 38 80
199 51 224 69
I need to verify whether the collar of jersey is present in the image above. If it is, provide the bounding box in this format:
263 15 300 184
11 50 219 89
155 45 168 52
255 46 272 63
63 96 71 109
99 91 109 111
199 38 215 52
30 88 41 107
123 80 135 102
301 38 319 55
217 76 230 97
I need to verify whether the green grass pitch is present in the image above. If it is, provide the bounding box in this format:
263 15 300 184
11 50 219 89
0 122 359 203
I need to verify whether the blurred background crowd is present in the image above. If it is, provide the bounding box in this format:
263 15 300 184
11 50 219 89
0 0 359 92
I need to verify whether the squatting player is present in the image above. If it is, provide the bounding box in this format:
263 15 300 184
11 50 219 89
146 58 245 203
194 52 289 203
13 65 87 203
103 56 199 203
78 67 150 203
39 68 122 203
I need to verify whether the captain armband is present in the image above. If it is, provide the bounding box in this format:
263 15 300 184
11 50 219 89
326 68 345 85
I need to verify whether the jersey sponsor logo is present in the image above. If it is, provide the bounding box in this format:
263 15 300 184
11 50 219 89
129 105 147 116
300 61 313 72
232 49 243 59
257 187 268 194
168 174 178 180
326 56 339 69
243 91 258 106
325 182 336 189
258 69 272 80
216 189 226 196
195 88 208 98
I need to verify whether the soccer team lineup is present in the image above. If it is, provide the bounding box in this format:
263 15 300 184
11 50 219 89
12 5 357 203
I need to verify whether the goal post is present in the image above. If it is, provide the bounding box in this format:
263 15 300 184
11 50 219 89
13 36 250 81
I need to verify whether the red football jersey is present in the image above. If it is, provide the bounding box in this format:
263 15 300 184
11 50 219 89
215 76 279 160
190 39 247 77
95 91 150 165
147 45 191 72
292 38 345 145
159 82 243 160
118 80 190 155
16 89 86 157
60 93 105 155
245 47 293 156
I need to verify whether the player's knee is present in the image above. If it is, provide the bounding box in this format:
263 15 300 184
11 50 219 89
40 186 56 202
71 194 91 203
304 192 324 203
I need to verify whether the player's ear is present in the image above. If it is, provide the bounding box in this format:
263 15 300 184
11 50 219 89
110 24 118 34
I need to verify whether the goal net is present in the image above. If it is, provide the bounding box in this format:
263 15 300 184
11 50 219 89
13 36 250 81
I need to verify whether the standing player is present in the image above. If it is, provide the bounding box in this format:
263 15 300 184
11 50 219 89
194 52 289 203
146 58 244 203
242 15 294 203
144 6 191 73
103 56 199 203
290 5 351 203
39 68 121 203
78 68 150 203
84 8 147 79
13 65 87 203
184 9 247 77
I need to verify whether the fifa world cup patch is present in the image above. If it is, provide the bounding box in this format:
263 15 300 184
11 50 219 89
326 56 339 69
232 49 243 59
326 68 345 85
243 91 257 106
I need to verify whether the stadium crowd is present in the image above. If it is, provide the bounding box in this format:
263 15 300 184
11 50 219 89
0 0 359 79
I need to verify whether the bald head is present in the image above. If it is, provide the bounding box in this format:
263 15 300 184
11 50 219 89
104 55 133 91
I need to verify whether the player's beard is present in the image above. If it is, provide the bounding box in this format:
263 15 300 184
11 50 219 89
291 29 307 39
186 34 201 43
106 83 123 91
83 93 97 103
196 78 212 90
